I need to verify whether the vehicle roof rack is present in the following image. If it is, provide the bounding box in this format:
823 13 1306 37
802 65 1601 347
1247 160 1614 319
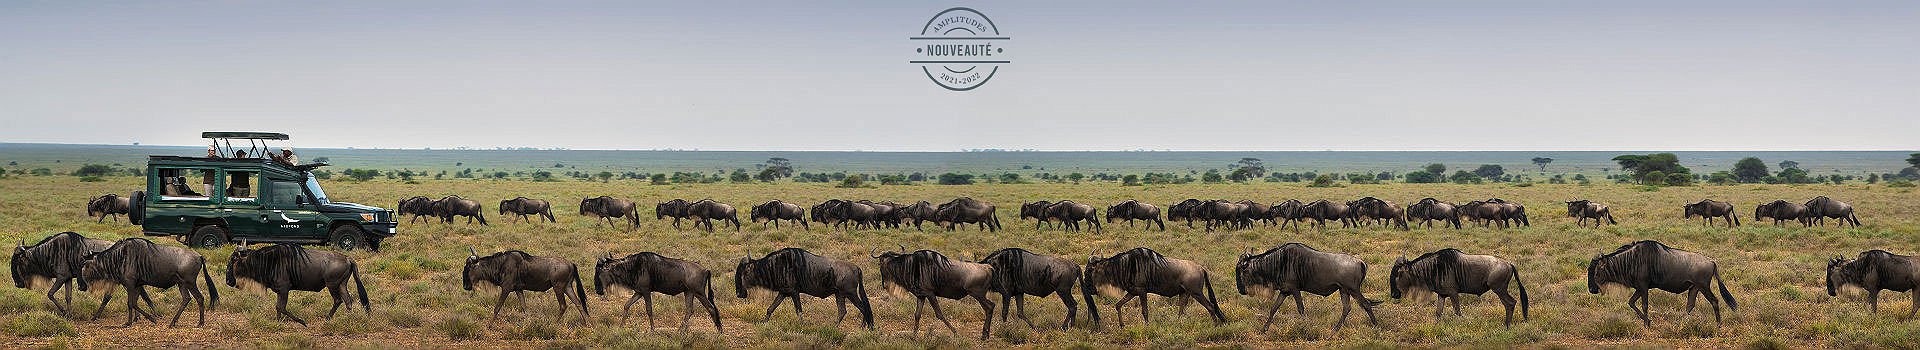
202 131 290 159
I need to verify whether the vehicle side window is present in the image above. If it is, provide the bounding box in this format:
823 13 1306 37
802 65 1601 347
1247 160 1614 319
156 168 215 200
266 180 302 207
226 171 256 203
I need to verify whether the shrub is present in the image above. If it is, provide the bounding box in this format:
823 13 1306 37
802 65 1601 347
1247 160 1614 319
2 311 76 337
937 173 974 185
836 175 868 188
436 314 483 340
1308 174 1338 187
1888 180 1915 188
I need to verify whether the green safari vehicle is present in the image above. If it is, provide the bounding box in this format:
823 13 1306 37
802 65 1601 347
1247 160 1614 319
129 132 396 250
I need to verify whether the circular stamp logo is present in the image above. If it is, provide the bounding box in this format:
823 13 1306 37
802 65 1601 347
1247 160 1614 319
912 7 1008 91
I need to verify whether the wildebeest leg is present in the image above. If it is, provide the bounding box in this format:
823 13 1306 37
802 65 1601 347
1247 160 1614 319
1701 285 1723 323
998 293 1012 323
1433 294 1446 320
1261 292 1284 330
1111 294 1134 327
1630 288 1650 326
763 294 786 320
187 283 207 327
698 292 722 331
120 285 142 327
1494 288 1517 328
1684 289 1698 314
1292 291 1306 315
1334 290 1353 331
1451 295 1462 316
928 298 959 335
490 289 512 323
972 292 995 339
911 298 925 334
1869 289 1881 313
91 289 116 321
327 284 346 319
835 296 848 324
46 278 69 316
620 293 641 323
642 293 656 331
1137 294 1151 324
1014 295 1036 328
554 287 571 322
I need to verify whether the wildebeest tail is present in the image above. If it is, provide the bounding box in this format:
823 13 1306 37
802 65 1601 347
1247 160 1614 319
856 274 874 327
627 206 641 228
200 259 221 308
572 266 590 316
351 261 371 312
1715 270 1737 311
1202 272 1225 321
1514 269 1529 319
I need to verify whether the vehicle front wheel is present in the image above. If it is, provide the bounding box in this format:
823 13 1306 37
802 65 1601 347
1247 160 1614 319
190 225 227 249
330 225 367 251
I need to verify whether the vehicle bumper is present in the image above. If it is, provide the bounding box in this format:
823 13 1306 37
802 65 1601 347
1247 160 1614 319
364 221 399 238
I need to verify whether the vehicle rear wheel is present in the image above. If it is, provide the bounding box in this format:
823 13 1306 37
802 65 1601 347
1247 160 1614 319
330 225 367 251
190 225 227 249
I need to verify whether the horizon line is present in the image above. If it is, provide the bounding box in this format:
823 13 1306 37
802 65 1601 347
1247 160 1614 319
2 142 1915 153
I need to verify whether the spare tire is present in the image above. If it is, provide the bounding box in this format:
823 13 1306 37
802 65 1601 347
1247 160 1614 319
127 191 147 225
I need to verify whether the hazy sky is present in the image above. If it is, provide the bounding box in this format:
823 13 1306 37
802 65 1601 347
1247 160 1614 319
3 1 1916 151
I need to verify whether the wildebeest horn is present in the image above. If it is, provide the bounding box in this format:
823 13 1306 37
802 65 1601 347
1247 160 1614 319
896 244 907 253
469 248 478 257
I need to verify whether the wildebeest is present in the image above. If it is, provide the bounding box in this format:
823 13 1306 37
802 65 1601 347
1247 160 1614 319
580 196 641 231
872 249 995 339
1683 199 1739 227
895 201 939 230
498 197 556 223
733 248 874 328
749 200 808 229
1587 240 1737 326
593 252 722 331
656 198 693 229
1044 200 1101 232
1300 200 1354 228
934 197 1001 232
1106 200 1165 231
1238 200 1271 226
1565 200 1618 227
1020 201 1055 229
1754 200 1811 227
979 248 1080 328
1195 199 1251 231
859 200 903 229
462 249 589 322
1082 248 1225 328
1168 199 1203 228
1350 197 1408 230
12 232 120 316
1270 199 1308 230
822 199 877 230
431 195 488 225
226 243 370 325
1826 250 1918 319
1406 198 1462 229
87 194 131 223
78 238 219 327
397 196 436 223
1805 196 1862 227
1390 249 1530 328
1460 199 1528 228
685 199 741 232
1234 243 1381 331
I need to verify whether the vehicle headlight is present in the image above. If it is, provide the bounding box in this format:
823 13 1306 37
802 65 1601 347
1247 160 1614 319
360 213 376 221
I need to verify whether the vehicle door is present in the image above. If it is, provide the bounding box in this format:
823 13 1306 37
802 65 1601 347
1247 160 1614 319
262 177 328 238
220 170 272 238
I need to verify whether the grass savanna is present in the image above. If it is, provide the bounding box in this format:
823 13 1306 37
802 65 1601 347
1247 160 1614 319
2 175 1920 348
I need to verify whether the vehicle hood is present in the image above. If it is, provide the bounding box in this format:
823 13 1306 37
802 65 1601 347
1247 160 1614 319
319 201 387 213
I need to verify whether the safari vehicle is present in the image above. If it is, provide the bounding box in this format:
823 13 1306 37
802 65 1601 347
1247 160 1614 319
128 132 396 250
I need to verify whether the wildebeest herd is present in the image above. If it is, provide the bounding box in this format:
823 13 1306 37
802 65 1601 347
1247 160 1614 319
17 228 1920 338
25 194 1901 339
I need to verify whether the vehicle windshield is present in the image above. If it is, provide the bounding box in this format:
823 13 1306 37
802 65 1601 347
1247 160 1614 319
303 174 330 203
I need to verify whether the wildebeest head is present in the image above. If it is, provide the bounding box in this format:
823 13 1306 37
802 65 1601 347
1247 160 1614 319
225 247 255 288
459 248 514 291
75 239 156 292
593 253 632 296
732 252 767 299
1232 247 1274 296
1826 256 1850 296
1565 200 1589 217
579 197 597 216
1389 257 1411 299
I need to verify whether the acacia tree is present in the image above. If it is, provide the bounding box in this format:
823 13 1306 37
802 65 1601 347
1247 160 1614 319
1613 153 1690 186
1531 157 1553 171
